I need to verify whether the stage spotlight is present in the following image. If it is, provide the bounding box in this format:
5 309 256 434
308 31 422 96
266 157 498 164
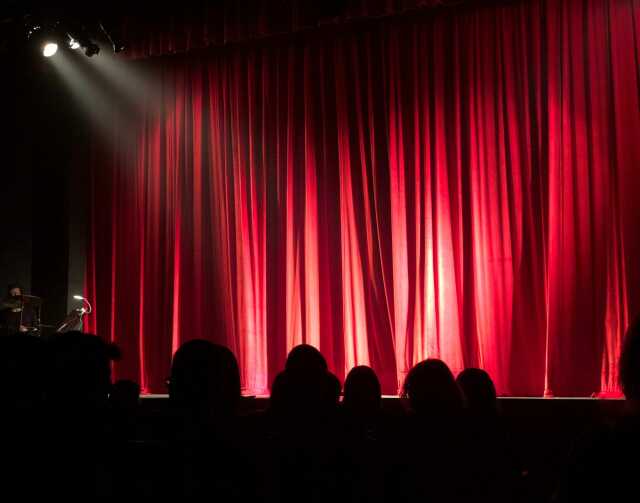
43 42 58 57
66 26 101 57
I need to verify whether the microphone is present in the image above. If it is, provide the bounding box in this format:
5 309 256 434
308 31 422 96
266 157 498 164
73 294 93 314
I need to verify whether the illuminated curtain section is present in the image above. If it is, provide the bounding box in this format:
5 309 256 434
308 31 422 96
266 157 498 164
86 0 640 396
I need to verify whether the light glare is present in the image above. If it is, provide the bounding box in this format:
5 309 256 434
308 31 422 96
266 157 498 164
43 42 58 57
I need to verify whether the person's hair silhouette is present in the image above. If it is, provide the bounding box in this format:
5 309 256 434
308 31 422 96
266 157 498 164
285 344 327 372
457 368 498 415
169 339 240 418
270 345 339 418
402 359 464 416
45 331 119 410
343 365 381 417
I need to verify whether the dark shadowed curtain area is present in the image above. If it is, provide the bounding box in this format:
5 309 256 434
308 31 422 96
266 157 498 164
85 0 640 396
118 0 449 59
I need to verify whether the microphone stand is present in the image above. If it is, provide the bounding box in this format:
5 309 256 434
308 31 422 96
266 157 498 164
18 295 24 333
56 296 93 333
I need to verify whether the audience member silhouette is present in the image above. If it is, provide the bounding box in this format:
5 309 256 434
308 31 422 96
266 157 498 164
284 343 328 372
402 358 465 416
169 339 240 423
456 367 498 416
554 317 640 502
270 344 339 419
341 365 388 503
166 339 255 499
263 345 344 503
457 368 520 503
0 335 47 499
42 332 121 497
45 331 119 412
343 365 382 419
390 359 470 503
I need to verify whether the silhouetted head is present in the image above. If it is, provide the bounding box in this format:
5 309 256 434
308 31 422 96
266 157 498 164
45 331 120 410
402 359 464 416
456 368 497 415
285 344 327 373
620 317 640 400
169 340 241 417
0 335 45 411
277 344 339 418
343 365 381 417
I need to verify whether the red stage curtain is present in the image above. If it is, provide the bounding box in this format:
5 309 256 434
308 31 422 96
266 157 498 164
85 0 640 396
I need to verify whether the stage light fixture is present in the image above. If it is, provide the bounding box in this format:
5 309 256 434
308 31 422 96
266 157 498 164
99 22 125 53
19 12 125 58
83 41 100 57
42 42 58 57
26 20 60 57
66 28 100 57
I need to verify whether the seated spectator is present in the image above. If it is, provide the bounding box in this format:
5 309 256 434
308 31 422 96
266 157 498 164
262 345 343 503
0 335 47 499
457 368 520 503
166 339 255 499
341 366 388 503
343 365 382 420
285 343 328 373
389 359 470 503
42 332 121 498
45 331 119 412
554 317 640 502
168 339 240 426
402 358 464 417
456 367 498 417
270 344 340 420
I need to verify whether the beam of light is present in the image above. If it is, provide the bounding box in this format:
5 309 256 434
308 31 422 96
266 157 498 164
48 50 139 151
87 45 162 116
